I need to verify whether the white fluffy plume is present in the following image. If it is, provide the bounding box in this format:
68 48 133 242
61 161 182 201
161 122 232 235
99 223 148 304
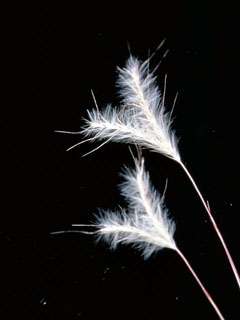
69 155 224 319
93 157 176 259
81 56 180 161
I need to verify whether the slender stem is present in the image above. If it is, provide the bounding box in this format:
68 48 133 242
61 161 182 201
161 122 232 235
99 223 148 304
179 161 240 289
176 248 225 320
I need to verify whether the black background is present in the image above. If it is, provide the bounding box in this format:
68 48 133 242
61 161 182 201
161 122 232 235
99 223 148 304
1 2 239 320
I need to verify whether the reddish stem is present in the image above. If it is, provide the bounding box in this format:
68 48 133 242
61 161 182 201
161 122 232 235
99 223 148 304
180 161 240 290
176 248 225 320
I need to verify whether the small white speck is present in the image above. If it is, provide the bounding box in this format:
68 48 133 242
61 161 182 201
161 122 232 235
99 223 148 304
176 296 179 300
40 298 47 306
224 202 233 207
103 267 110 274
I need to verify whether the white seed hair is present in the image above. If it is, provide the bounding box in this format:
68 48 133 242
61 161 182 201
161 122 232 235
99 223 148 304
93 157 176 259
81 56 180 161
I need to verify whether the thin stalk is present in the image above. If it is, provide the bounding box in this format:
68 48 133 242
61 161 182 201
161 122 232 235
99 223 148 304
179 161 240 289
176 248 225 320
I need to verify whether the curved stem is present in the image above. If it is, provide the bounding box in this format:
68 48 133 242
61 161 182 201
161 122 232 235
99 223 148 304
179 161 240 290
176 248 225 320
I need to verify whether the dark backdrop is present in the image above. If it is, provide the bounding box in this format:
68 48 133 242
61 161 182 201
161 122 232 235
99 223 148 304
2 3 239 320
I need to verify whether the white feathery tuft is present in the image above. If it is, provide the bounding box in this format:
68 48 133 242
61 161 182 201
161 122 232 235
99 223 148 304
93 157 176 259
81 56 180 161
76 156 225 319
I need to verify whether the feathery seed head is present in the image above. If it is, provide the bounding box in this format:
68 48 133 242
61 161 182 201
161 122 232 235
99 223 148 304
82 56 181 162
94 157 177 259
